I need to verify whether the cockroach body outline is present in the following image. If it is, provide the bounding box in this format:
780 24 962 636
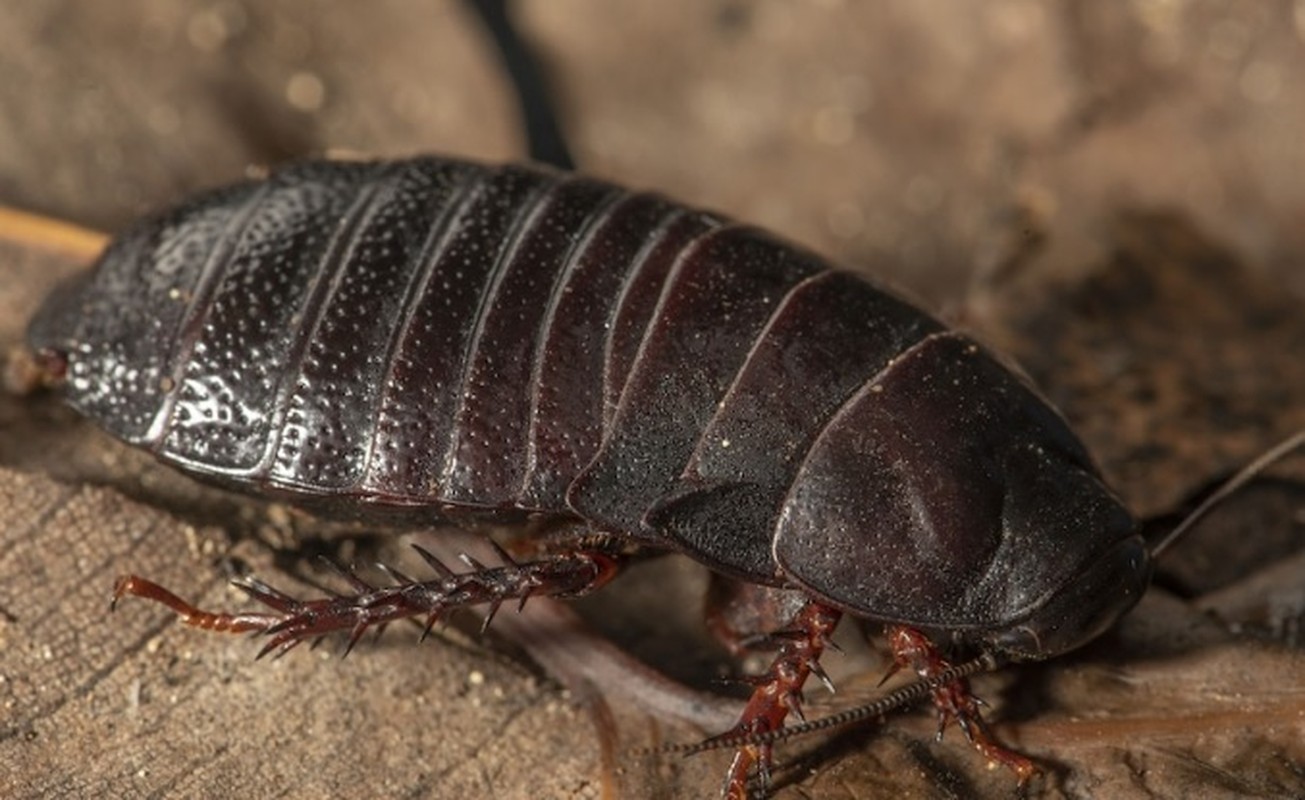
22 3 1298 797
28 152 1146 790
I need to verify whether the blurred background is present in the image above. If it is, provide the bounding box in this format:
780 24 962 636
2 1 1304 301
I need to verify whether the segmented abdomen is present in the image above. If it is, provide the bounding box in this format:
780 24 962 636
40 156 944 580
57 159 685 504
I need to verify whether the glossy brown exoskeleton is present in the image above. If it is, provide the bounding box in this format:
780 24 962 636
28 155 1151 795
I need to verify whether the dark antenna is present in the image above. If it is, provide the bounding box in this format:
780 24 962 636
651 652 1004 755
1152 429 1305 558
463 0 576 171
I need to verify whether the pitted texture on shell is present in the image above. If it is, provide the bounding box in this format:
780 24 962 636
30 158 729 516
29 156 1137 628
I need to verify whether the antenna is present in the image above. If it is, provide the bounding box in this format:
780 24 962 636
650 652 1003 755
1151 429 1305 558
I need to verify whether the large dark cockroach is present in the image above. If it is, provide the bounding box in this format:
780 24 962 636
26 152 1161 795
15 5 1304 798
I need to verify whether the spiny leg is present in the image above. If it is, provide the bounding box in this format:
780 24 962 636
113 542 621 659
704 598 842 800
885 626 1037 783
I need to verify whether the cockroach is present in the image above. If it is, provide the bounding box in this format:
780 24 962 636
13 3 1303 797
25 150 1304 798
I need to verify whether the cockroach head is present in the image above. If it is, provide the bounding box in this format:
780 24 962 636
770 334 1152 661
982 533 1151 660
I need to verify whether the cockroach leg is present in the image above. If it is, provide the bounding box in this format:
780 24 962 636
886 626 1038 783
113 547 621 660
112 575 280 634
711 601 841 800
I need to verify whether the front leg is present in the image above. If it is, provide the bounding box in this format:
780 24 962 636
886 626 1037 783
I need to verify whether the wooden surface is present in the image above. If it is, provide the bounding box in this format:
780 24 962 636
2 3 1305 798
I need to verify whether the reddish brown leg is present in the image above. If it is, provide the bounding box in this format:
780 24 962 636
703 600 842 800
886 626 1037 783
113 544 620 658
